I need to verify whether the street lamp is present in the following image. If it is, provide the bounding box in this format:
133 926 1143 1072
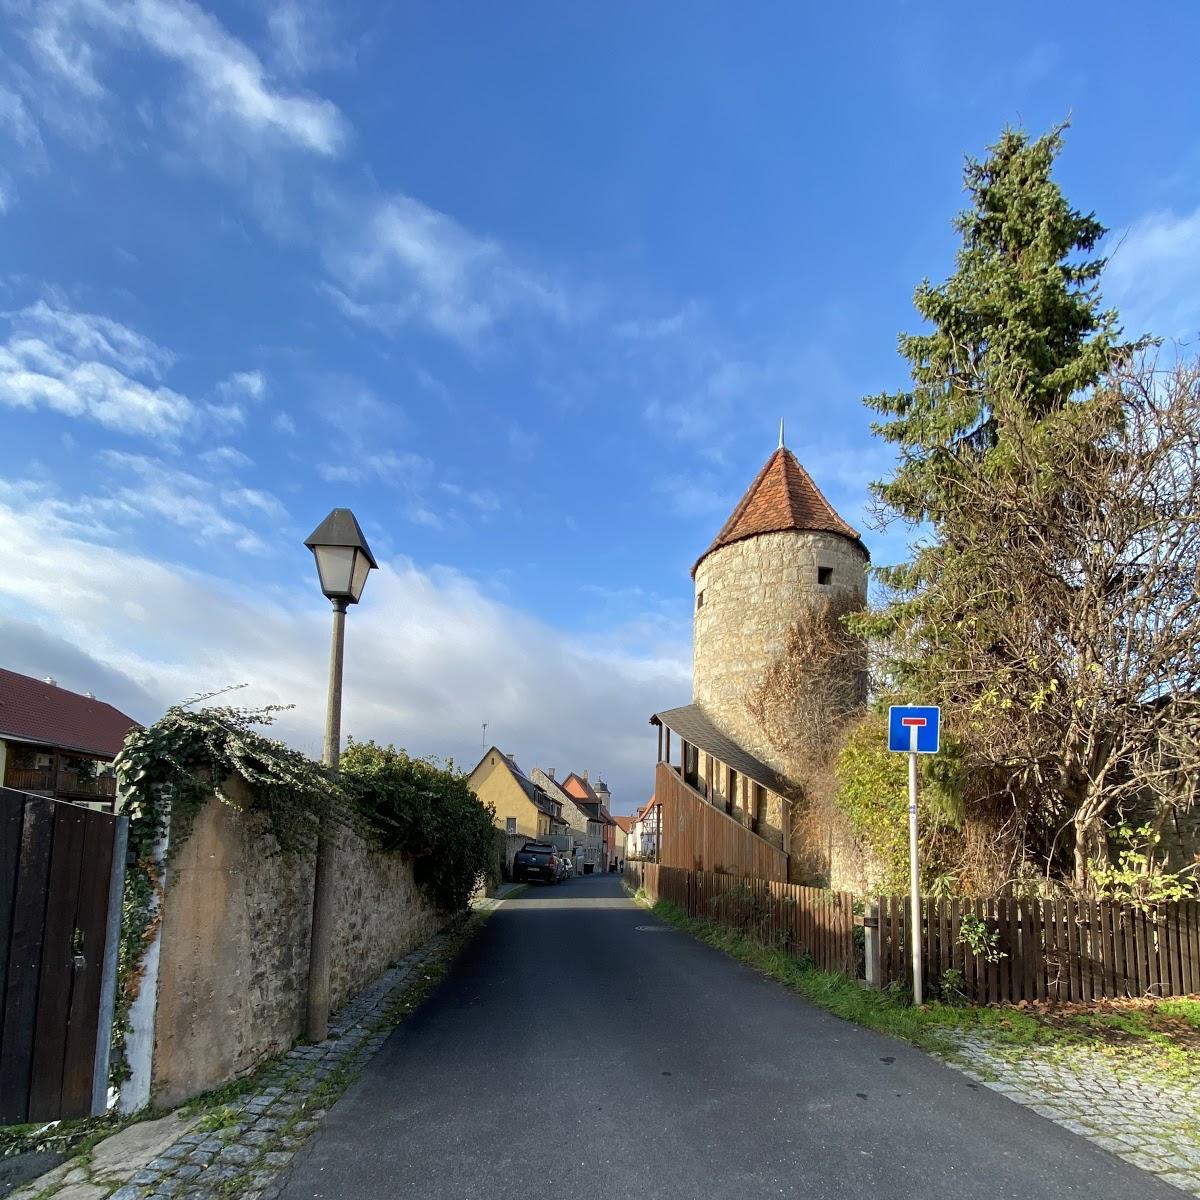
303 507 376 1041
304 508 377 768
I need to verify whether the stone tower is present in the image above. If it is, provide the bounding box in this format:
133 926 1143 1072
691 443 868 787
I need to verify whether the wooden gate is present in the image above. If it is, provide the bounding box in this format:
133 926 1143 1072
1 786 128 1123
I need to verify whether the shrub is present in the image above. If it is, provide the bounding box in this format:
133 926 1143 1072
340 740 496 914
835 712 960 893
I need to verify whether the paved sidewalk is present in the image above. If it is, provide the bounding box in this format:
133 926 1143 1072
947 1032 1200 1196
10 885 529 1200
11 936 449 1200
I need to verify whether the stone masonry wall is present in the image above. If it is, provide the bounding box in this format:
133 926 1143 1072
693 529 868 883
693 530 867 773
150 784 441 1107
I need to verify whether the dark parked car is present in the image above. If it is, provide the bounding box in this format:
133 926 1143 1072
512 841 560 884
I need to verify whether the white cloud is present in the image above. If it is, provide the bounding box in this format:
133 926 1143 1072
0 488 689 805
0 299 193 437
14 0 348 157
100 451 285 550
200 445 254 470
1105 207 1200 343
206 368 268 427
266 0 352 77
0 84 44 151
220 369 267 400
316 448 431 487
7 298 175 375
614 302 700 341
321 192 573 347
439 481 500 515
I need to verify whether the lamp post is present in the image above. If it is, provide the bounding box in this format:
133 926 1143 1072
303 507 376 1041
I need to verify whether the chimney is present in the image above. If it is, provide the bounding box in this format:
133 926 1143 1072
547 768 555 780
85 691 96 700
507 753 516 764
582 769 589 782
44 676 57 687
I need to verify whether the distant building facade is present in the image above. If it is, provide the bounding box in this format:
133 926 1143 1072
467 748 568 841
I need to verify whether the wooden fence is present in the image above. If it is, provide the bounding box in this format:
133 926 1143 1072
875 894 1200 1003
655 761 789 883
1 788 127 1123
625 860 857 974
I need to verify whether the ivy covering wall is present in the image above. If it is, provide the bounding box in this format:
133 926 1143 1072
109 700 496 1084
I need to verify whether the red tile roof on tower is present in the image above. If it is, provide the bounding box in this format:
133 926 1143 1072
562 772 600 805
0 668 140 759
693 447 865 577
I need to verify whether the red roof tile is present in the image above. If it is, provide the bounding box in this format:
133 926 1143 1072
693 447 864 577
0 668 140 759
562 773 600 804
613 815 633 834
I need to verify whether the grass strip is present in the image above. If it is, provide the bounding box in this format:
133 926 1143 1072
639 893 1200 1077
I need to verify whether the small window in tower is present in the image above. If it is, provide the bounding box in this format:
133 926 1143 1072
818 567 833 586
696 589 705 609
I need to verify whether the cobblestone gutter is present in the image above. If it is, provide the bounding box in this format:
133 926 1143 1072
946 1032 1200 1197
13 889 518 1200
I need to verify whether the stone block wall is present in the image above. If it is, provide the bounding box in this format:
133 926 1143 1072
693 530 867 787
692 529 868 885
149 785 441 1107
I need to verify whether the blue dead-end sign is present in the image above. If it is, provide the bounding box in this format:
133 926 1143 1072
888 705 940 754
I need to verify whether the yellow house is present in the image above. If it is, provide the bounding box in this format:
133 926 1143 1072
467 747 565 840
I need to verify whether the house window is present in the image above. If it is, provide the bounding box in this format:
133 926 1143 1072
506 816 517 834
696 589 705 610
751 783 765 835
818 567 833 585
727 767 737 817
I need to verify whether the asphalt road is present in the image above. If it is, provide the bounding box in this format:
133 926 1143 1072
279 873 1174 1200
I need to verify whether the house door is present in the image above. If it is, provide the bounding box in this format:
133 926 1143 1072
0 787 128 1123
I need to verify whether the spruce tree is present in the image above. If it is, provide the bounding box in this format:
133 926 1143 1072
854 124 1146 880
865 124 1135 527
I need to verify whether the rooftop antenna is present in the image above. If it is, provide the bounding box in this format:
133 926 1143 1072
481 721 488 752
778 417 785 450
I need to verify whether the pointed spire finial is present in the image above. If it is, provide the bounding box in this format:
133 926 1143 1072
778 417 785 450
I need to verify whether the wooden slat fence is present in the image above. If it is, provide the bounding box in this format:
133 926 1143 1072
624 860 857 974
655 761 789 883
1 787 127 1123
875 894 1200 1003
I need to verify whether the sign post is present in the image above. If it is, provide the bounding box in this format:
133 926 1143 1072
888 705 940 1006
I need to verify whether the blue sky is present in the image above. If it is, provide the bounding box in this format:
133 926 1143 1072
2 0 1198 810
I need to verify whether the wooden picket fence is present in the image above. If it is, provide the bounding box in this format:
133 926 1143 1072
626 858 1200 1002
875 894 1200 1003
625 860 857 974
